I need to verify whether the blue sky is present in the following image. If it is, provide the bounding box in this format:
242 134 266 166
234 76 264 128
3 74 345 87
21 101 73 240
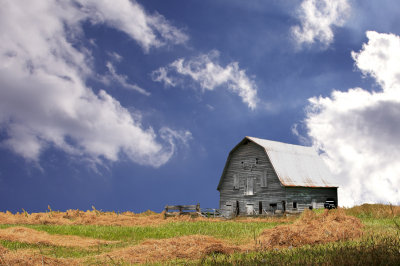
1 0 400 213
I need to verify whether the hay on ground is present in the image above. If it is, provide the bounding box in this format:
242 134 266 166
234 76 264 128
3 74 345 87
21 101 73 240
257 208 363 249
0 209 291 227
101 235 241 264
0 208 366 264
0 226 116 248
0 245 7 254
0 248 75 266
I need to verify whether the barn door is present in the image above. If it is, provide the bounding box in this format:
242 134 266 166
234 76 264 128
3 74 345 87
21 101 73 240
246 204 254 215
312 199 317 209
225 202 233 217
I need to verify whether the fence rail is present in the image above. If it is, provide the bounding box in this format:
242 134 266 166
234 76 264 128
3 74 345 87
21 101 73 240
200 208 221 218
164 204 221 218
164 204 201 217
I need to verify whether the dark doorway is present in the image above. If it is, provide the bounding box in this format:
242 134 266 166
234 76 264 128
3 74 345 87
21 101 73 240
235 201 240 216
326 198 337 208
259 201 263 214
270 203 277 214
282 201 286 212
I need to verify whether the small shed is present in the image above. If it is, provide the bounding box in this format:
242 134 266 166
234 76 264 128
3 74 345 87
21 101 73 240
217 136 338 217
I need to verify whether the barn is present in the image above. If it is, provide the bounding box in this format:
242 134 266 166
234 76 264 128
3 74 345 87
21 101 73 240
217 136 338 217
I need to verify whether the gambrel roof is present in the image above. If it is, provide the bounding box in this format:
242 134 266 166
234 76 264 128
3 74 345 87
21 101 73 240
217 136 338 190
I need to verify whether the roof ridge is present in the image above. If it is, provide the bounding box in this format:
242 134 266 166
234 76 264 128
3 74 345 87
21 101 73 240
246 136 315 151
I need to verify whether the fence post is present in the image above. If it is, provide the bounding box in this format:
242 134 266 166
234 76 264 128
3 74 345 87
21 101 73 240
164 205 168 219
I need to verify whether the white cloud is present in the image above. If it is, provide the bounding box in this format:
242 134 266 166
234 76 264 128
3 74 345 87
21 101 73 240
79 0 188 52
0 0 190 167
291 0 350 48
304 31 400 206
105 62 150 96
108 51 123 62
152 50 259 109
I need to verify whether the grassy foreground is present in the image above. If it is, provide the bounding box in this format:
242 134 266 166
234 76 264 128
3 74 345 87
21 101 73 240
200 205 400 265
0 204 399 265
200 235 400 265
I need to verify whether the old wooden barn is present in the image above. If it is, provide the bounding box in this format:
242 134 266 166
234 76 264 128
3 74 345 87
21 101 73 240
217 136 338 217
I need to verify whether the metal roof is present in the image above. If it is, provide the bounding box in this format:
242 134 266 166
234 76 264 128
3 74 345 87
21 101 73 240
246 136 337 187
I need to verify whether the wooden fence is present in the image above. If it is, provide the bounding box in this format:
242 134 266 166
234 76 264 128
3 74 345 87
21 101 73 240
164 204 201 217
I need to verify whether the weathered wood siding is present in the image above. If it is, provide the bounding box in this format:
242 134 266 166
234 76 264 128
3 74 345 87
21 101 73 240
218 140 338 217
219 141 285 217
285 187 338 212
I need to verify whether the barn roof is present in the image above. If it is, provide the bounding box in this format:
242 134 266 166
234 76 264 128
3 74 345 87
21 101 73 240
217 136 338 189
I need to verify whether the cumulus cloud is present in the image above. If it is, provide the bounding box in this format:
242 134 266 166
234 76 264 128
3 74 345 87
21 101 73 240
152 50 258 109
79 0 188 52
0 0 190 167
291 0 350 48
304 31 400 206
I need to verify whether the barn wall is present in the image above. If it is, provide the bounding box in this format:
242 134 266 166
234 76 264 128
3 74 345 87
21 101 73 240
219 141 285 217
285 187 338 212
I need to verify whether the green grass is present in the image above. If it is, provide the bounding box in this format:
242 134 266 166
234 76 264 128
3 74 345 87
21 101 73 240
190 211 400 266
1 206 400 264
0 220 286 259
360 217 400 226
0 239 35 250
0 239 108 258
197 234 400 265
0 220 285 246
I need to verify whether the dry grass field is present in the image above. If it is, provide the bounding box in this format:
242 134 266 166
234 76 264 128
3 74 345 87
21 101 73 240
0 204 399 265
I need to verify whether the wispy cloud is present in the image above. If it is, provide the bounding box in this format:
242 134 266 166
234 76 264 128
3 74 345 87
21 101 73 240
303 31 400 206
0 0 189 167
107 51 123 62
152 50 259 109
105 62 150 96
291 0 350 49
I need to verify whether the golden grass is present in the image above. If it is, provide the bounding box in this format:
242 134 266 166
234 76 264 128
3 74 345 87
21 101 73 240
0 245 7 254
0 208 367 265
99 234 242 264
0 209 291 227
94 209 362 263
0 227 117 248
345 203 400 218
0 248 75 266
257 209 363 249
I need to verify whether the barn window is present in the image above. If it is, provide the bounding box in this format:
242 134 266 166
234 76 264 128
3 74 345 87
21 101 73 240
260 171 267 187
233 174 239 190
255 158 259 164
293 202 297 209
245 178 254 195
